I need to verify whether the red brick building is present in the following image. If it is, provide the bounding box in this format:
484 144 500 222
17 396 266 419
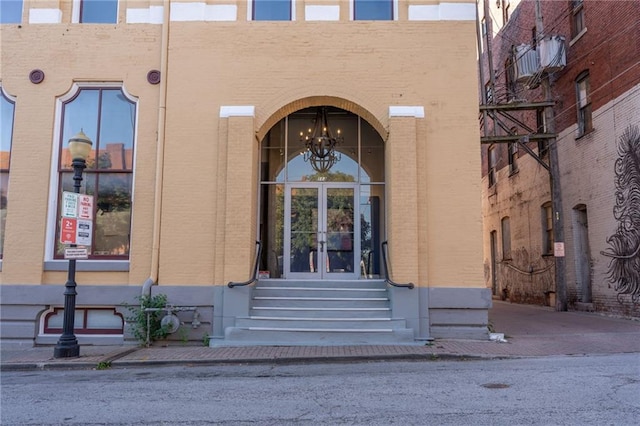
479 0 640 316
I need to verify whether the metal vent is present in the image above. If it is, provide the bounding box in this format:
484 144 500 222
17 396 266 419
514 44 539 83
540 36 566 73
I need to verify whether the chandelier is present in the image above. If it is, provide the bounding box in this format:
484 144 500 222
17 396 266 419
300 107 343 173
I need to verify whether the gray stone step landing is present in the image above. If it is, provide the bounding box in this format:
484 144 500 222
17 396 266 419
216 279 416 346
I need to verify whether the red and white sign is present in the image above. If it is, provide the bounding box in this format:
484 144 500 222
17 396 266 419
77 194 94 220
60 218 78 244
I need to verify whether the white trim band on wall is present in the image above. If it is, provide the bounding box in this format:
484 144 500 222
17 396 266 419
306 5 340 21
220 106 256 118
408 3 476 21
171 3 237 22
29 9 63 24
389 106 425 118
127 6 164 24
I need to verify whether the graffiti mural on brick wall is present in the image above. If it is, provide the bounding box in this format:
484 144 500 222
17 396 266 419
602 125 640 303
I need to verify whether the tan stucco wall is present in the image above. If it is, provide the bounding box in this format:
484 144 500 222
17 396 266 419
1 1 482 290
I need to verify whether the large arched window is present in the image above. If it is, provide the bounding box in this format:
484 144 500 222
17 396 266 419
1 87 16 259
52 85 136 260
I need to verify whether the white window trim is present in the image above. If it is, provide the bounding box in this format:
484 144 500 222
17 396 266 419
351 0 399 21
45 83 138 267
72 0 120 24
247 0 296 21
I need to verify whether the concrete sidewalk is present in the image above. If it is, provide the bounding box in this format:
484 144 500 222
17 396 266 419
2 301 639 371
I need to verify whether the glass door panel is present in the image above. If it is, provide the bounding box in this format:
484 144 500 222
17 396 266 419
325 187 355 274
288 187 319 275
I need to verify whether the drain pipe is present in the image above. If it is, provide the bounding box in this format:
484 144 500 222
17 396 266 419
142 1 170 298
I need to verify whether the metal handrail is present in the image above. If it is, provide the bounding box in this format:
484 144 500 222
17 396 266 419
228 241 262 288
381 241 415 289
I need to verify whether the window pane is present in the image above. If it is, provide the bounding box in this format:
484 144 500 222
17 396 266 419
360 185 384 277
260 183 284 277
1 91 13 256
254 0 291 21
62 90 99 169
261 121 286 182
355 0 393 21
47 309 85 329
577 79 588 107
1 91 15 167
98 90 135 170
81 0 118 24
0 0 22 24
86 309 123 330
93 173 132 256
501 217 511 259
290 187 318 273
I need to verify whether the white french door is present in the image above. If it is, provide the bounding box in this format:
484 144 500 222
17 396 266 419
284 183 359 279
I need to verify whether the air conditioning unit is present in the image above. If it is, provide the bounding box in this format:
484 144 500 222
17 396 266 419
514 44 539 83
540 36 566 73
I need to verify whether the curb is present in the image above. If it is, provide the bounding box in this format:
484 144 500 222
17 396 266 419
1 352 515 371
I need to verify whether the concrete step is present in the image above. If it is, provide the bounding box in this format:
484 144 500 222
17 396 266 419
257 279 387 289
249 307 391 318
219 279 415 346
253 287 387 298
235 317 408 330
252 297 389 309
221 327 416 345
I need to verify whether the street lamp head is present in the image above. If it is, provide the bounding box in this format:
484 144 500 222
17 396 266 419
68 129 93 161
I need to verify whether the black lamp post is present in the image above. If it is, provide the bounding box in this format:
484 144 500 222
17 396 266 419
54 130 92 358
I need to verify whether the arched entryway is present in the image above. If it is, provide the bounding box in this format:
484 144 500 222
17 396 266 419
258 106 386 280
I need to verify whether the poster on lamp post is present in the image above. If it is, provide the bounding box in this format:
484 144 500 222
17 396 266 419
60 192 93 256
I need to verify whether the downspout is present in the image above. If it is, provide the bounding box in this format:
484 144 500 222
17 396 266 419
142 1 170 298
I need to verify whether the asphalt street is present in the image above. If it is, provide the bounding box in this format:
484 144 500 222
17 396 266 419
2 353 639 425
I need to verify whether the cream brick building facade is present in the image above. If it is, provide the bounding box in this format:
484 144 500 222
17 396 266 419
0 0 489 346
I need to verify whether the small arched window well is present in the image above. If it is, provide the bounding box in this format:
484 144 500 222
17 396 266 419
43 307 124 335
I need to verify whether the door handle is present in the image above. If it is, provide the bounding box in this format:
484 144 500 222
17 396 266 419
319 240 325 252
